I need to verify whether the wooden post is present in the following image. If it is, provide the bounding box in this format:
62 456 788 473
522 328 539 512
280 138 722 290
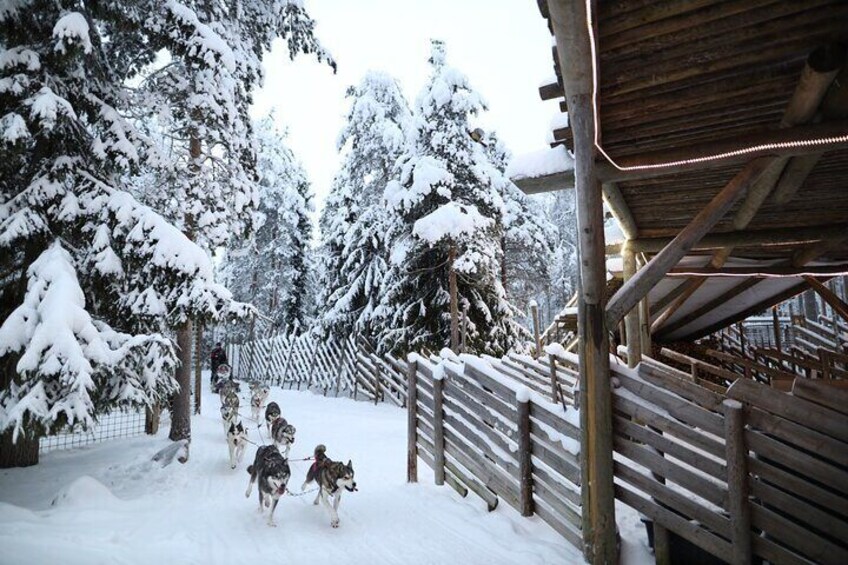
433 374 445 486
772 306 782 353
547 0 616 559
460 306 468 353
548 354 559 403
449 245 459 353
145 403 160 435
407 359 419 483
517 394 534 517
623 244 642 368
531 301 542 359
737 322 747 358
374 363 383 406
723 399 752 565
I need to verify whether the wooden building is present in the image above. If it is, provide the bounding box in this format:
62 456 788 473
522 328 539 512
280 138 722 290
511 1 848 563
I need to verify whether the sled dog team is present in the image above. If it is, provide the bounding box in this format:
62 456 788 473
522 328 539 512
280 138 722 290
219 380 357 528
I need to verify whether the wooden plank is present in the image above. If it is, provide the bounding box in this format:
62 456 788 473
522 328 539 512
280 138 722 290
749 479 848 542
751 536 812 565
614 416 725 481
792 378 848 416
727 378 848 442
529 399 581 441
750 504 848 563
614 462 730 537
614 371 725 436
532 475 582 530
747 456 848 518
530 424 581 486
443 431 519 510
517 398 533 516
442 384 515 454
407 360 418 483
533 461 582 509
636 358 725 410
745 406 848 467
615 484 734 563
533 497 584 550
723 399 751 565
612 393 725 459
615 435 727 508
744 428 848 496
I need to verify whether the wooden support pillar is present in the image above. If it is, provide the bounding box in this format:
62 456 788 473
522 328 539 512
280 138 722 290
548 354 559 403
517 395 533 517
407 359 418 483
772 306 782 353
805 276 848 326
724 399 752 565
531 301 542 359
449 245 459 353
623 244 641 368
194 321 202 415
433 374 445 486
548 0 615 559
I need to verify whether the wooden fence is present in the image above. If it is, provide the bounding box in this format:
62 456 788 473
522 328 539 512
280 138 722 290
407 351 584 548
228 332 408 406
607 352 848 564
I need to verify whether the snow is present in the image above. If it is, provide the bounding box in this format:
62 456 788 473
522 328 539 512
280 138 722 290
1 112 29 143
515 385 531 403
412 202 493 244
52 12 92 54
506 145 574 181
0 377 585 565
0 47 40 71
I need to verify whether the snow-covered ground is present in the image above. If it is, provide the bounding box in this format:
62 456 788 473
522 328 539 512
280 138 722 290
0 376 594 565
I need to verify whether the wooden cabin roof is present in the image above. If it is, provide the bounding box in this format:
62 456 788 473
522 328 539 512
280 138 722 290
521 0 848 341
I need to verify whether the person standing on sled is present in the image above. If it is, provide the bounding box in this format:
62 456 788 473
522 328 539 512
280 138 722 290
211 342 228 387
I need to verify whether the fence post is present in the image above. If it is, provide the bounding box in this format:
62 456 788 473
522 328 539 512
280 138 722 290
548 354 559 403
374 362 383 405
531 302 542 359
145 404 160 435
517 393 533 517
407 359 418 483
433 373 445 486
723 399 752 565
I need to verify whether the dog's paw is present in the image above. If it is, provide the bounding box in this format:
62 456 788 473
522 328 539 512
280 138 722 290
331 519 340 528
267 521 277 528
231 464 236 470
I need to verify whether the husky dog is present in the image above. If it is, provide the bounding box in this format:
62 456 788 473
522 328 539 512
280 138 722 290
250 383 270 422
222 389 239 414
226 421 248 469
217 379 239 399
220 404 238 435
271 417 296 458
245 445 291 527
302 445 357 528
264 401 281 436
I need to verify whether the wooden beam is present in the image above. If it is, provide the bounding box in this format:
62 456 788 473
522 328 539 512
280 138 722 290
603 182 637 240
626 223 848 253
548 0 616 561
514 168 575 195
686 279 828 342
623 244 641 368
606 158 770 328
805 276 848 325
595 120 848 183
665 265 848 277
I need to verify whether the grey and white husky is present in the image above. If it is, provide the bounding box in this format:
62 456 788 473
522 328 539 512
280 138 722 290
220 404 238 435
222 389 239 413
271 417 296 458
245 445 291 527
302 445 357 528
264 401 281 436
250 383 270 422
226 421 248 469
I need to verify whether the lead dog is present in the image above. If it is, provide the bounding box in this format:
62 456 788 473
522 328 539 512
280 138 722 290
226 421 248 469
220 404 238 435
245 445 290 527
271 417 296 458
301 445 357 528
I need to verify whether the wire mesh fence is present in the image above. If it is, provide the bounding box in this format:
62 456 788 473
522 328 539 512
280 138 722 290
39 409 148 454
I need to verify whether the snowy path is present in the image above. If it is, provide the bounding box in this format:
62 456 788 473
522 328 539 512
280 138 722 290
0 379 585 565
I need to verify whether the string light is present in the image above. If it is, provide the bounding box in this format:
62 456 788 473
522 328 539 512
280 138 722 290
666 270 848 279
583 0 848 172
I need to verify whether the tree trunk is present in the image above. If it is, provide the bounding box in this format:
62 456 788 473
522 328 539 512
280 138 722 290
449 245 459 353
169 319 193 443
194 321 202 415
0 427 39 468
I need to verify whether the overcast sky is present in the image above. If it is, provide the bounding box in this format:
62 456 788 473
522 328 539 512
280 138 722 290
251 0 557 225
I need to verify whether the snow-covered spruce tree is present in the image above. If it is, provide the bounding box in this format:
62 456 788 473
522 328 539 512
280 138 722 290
484 133 557 320
0 3 246 466
375 41 524 356
319 71 411 340
129 1 332 440
221 113 314 330
547 189 579 320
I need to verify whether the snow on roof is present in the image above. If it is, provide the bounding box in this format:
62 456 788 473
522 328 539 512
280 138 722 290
506 145 574 181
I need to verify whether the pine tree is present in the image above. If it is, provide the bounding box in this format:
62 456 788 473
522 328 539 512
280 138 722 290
375 41 524 356
319 71 411 340
548 190 580 321
485 134 557 321
0 2 250 466
221 113 314 331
